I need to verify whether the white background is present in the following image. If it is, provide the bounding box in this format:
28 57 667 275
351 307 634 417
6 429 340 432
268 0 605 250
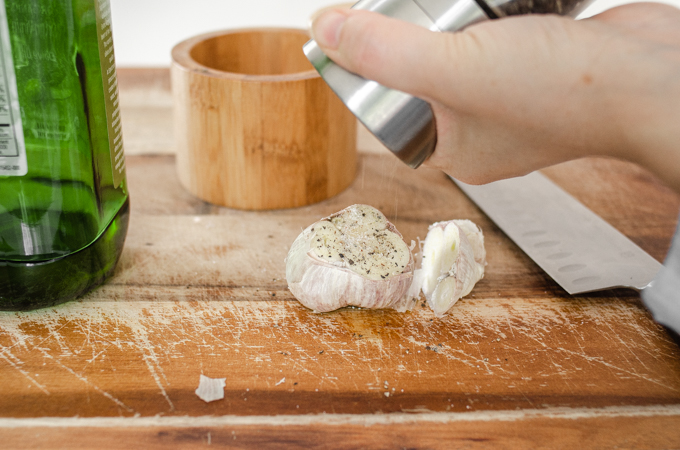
110 0 680 67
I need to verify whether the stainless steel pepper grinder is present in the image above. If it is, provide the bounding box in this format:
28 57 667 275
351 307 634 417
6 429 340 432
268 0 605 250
303 0 594 168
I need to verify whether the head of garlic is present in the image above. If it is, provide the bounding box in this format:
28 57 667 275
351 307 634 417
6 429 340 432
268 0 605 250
419 220 486 316
285 204 416 313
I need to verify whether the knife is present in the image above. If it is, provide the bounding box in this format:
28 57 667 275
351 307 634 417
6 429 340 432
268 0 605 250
453 172 662 294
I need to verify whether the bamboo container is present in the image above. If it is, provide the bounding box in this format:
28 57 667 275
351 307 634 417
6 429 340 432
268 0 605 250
171 28 357 210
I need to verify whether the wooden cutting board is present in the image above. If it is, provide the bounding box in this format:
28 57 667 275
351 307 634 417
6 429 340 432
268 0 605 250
1 69 680 449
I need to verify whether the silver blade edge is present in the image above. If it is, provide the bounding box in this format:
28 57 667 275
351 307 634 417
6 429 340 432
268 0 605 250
452 172 662 294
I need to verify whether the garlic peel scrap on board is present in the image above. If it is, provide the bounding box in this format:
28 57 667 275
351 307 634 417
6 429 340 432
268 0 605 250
420 220 486 316
195 375 226 403
285 204 415 313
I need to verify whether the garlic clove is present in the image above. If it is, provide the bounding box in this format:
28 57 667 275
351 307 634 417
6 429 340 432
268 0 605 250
420 220 486 316
286 205 485 316
455 219 487 267
286 204 415 313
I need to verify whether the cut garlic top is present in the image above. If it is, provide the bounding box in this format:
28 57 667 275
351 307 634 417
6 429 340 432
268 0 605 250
286 204 415 313
310 205 411 281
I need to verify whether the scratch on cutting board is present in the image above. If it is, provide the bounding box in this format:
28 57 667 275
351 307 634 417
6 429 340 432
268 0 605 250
1 285 678 416
398 298 679 392
405 336 514 377
0 299 177 412
0 317 132 411
0 347 49 394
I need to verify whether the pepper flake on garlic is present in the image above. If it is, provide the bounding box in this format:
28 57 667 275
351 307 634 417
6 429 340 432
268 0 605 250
285 204 416 313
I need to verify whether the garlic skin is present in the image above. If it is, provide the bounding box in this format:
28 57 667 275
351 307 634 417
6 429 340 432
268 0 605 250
195 375 226 403
286 204 415 313
420 220 486 316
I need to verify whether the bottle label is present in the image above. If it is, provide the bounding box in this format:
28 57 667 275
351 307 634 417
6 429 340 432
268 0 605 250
95 0 125 188
0 0 27 177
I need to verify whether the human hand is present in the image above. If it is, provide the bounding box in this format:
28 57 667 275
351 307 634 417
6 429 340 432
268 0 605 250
311 3 680 191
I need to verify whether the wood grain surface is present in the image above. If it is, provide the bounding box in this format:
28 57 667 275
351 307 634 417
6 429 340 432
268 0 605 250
171 29 357 210
1 69 680 449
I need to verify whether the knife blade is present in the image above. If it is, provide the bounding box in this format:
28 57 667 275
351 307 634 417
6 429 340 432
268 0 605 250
453 172 662 294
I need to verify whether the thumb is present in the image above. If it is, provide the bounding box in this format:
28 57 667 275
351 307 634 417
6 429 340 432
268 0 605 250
310 8 454 100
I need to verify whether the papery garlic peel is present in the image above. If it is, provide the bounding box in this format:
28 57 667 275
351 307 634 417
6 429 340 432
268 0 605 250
420 220 486 316
285 204 416 313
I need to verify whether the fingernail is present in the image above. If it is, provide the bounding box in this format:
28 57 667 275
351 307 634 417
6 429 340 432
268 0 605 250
312 10 347 50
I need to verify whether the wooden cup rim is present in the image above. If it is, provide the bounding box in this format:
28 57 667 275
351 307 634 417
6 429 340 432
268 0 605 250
170 27 319 83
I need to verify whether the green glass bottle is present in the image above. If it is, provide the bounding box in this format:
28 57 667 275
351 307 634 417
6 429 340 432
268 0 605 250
0 0 129 310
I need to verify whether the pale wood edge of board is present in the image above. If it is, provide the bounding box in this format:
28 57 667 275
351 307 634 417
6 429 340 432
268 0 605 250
3 406 680 449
